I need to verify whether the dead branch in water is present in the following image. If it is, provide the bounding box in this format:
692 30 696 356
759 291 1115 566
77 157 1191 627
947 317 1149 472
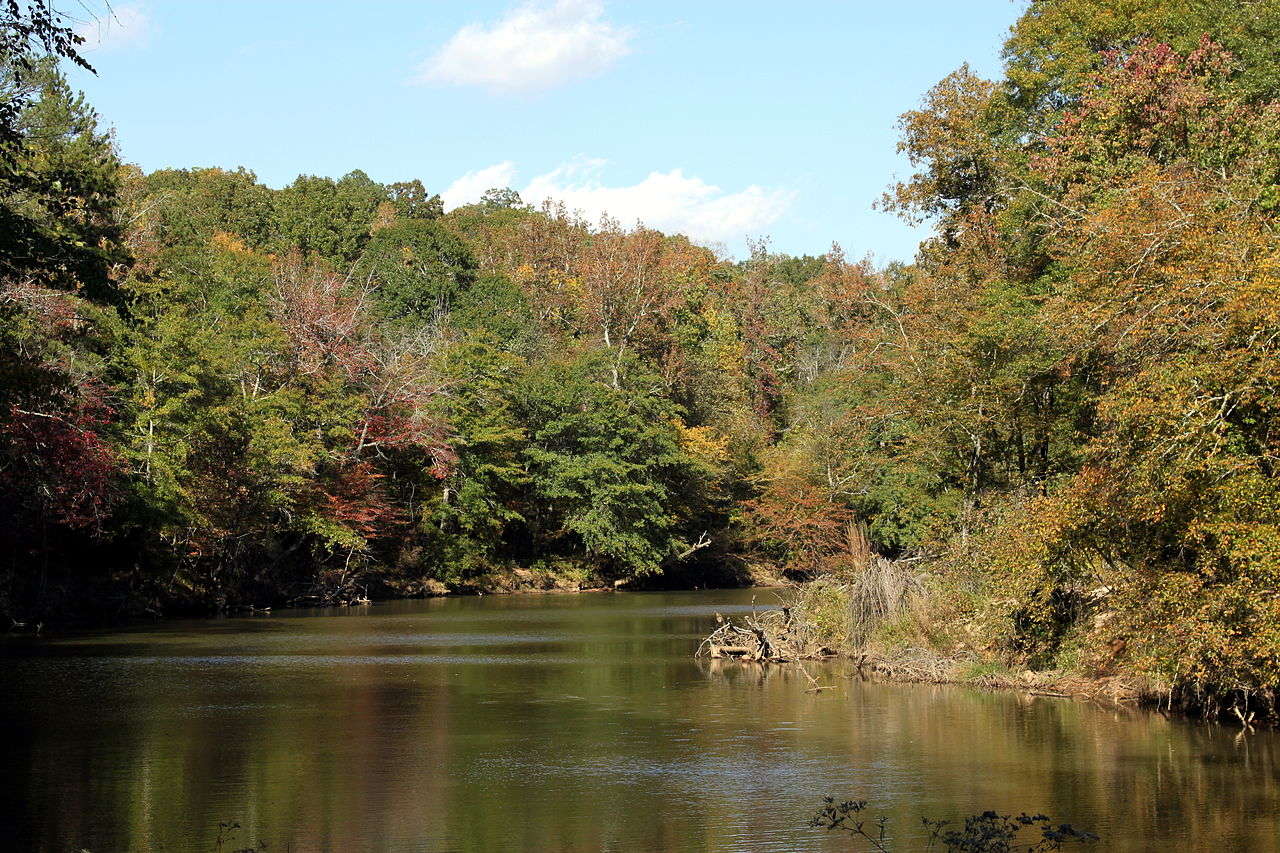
696 603 839 663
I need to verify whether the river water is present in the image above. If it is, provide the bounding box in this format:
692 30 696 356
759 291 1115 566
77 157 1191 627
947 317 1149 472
2 589 1277 851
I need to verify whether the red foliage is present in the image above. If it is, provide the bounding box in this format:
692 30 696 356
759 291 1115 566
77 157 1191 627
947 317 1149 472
270 256 457 475
1039 36 1247 184
744 472 856 575
0 396 118 533
357 408 456 477
318 462 403 540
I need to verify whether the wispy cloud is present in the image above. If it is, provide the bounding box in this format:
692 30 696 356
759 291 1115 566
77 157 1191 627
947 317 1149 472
443 158 794 246
416 0 630 94
75 2 151 52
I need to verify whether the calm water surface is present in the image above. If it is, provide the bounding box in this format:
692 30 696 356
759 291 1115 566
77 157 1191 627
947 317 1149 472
2 589 1278 851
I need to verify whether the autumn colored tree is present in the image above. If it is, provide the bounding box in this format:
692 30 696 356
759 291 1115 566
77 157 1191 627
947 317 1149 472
5 0 1280 723
861 10 1280 706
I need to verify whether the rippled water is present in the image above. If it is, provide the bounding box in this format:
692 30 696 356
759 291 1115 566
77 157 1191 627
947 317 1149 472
2 589 1277 851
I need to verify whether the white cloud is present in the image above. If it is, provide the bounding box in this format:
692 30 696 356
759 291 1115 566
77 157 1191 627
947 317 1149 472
524 159 794 244
417 0 630 93
443 158 794 246
75 3 151 52
441 161 519 210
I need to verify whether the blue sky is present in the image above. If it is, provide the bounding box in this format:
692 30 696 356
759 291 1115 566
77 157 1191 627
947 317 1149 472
67 1 1025 261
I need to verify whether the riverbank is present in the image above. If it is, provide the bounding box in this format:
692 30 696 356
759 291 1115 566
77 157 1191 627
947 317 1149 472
393 565 758 598
6 558 780 635
711 630 1230 726
700 570 1276 729
860 624 1274 729
849 649 1155 713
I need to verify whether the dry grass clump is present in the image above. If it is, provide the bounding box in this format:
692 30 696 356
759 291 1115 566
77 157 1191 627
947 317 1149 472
845 557 925 648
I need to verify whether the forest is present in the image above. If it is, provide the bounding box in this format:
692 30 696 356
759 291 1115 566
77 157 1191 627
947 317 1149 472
2 0 1278 714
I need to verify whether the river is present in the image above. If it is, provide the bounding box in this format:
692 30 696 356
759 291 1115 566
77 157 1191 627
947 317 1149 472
2 589 1277 851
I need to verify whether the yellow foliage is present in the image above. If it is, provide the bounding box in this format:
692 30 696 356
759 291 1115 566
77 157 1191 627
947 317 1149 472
699 307 746 375
672 419 729 465
210 231 251 254
513 263 536 284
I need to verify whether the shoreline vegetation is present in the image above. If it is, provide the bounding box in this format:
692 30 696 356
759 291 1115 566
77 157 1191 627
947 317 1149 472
700 562 1276 728
4 1 1280 730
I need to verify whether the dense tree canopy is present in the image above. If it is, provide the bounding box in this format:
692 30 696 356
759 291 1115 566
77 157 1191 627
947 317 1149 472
1 0 1278 712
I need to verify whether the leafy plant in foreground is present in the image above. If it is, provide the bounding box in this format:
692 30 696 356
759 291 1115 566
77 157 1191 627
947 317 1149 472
811 797 1098 851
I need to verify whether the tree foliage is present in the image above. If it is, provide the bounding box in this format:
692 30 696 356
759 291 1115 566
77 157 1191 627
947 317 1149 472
3 0 1280 711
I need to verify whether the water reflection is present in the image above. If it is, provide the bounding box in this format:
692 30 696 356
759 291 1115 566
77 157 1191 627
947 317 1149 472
2 590 1277 851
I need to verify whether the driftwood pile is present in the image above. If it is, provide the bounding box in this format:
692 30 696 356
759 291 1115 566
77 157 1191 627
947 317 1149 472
696 604 839 663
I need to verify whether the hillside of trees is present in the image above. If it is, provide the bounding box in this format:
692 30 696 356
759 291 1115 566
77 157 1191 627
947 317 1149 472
2 1 1278 710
